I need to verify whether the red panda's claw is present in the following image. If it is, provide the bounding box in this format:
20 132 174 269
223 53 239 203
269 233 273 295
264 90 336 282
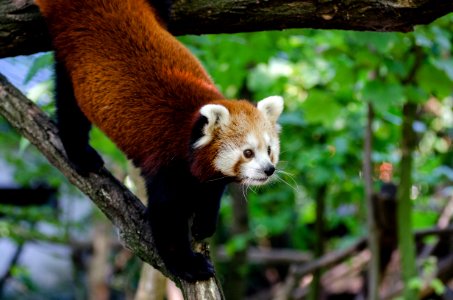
67 146 104 175
168 252 215 282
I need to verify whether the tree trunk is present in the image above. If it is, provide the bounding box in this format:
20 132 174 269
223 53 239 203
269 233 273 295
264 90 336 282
224 183 250 300
308 184 327 300
396 102 418 299
363 103 380 300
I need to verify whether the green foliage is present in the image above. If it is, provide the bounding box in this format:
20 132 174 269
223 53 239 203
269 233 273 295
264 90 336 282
180 14 453 258
407 257 446 296
225 233 250 256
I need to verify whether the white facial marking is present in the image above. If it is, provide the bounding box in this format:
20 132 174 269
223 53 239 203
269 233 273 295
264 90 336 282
211 96 284 186
237 131 279 186
246 133 259 149
214 145 241 177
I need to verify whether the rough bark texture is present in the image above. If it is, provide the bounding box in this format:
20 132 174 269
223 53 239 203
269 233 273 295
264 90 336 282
0 73 224 300
363 103 380 300
1 0 453 58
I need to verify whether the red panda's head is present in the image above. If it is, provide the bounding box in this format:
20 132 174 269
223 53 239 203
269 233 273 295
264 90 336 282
190 96 284 185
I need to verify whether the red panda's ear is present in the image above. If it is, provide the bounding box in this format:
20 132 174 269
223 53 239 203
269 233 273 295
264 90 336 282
257 96 284 124
193 104 230 148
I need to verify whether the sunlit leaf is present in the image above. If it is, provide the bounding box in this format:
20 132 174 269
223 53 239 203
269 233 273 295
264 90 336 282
360 80 405 112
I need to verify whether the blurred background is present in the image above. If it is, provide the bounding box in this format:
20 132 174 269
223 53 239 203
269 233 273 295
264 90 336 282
0 12 452 300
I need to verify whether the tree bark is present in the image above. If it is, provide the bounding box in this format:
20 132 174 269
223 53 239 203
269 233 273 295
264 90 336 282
395 45 423 300
1 0 453 58
363 103 380 300
0 73 224 300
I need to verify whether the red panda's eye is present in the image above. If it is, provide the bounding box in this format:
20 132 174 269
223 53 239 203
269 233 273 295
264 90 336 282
243 149 254 159
267 146 271 155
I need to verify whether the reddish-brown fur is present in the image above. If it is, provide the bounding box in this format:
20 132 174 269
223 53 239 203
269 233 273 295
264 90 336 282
34 0 257 178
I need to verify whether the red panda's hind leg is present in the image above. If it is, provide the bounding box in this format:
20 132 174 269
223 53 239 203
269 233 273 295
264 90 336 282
55 61 104 175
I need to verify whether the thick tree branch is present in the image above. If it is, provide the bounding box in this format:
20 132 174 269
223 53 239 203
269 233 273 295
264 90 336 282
1 0 453 58
0 72 224 300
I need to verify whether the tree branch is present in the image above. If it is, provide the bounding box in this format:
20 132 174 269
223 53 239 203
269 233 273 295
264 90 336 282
1 0 453 58
0 72 224 300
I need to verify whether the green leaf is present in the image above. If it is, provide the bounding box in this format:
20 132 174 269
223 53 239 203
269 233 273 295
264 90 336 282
404 85 429 103
408 277 423 291
225 234 250 256
431 278 446 295
433 58 453 81
347 31 400 54
416 61 453 98
302 90 342 126
18 137 30 154
360 81 405 112
24 53 54 84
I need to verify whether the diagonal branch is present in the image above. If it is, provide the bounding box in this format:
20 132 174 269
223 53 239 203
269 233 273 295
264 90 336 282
0 72 224 300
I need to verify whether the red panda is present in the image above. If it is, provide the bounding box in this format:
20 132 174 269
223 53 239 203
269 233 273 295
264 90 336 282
35 0 284 281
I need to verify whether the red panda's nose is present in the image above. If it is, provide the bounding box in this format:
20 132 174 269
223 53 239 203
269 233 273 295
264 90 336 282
264 165 275 176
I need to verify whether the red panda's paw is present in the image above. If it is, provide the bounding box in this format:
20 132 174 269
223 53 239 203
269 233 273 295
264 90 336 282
66 146 104 176
167 252 215 282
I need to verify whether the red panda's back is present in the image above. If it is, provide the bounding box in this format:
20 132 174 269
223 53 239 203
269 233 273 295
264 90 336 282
35 0 225 173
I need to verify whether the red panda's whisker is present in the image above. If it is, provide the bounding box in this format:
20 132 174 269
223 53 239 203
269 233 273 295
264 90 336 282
275 174 299 193
206 176 229 183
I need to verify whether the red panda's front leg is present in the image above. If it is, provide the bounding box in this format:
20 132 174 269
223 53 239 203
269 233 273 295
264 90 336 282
144 162 216 282
191 181 227 241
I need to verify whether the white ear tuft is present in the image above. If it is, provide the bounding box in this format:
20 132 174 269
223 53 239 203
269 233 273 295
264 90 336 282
200 104 230 128
194 104 230 148
257 96 284 123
